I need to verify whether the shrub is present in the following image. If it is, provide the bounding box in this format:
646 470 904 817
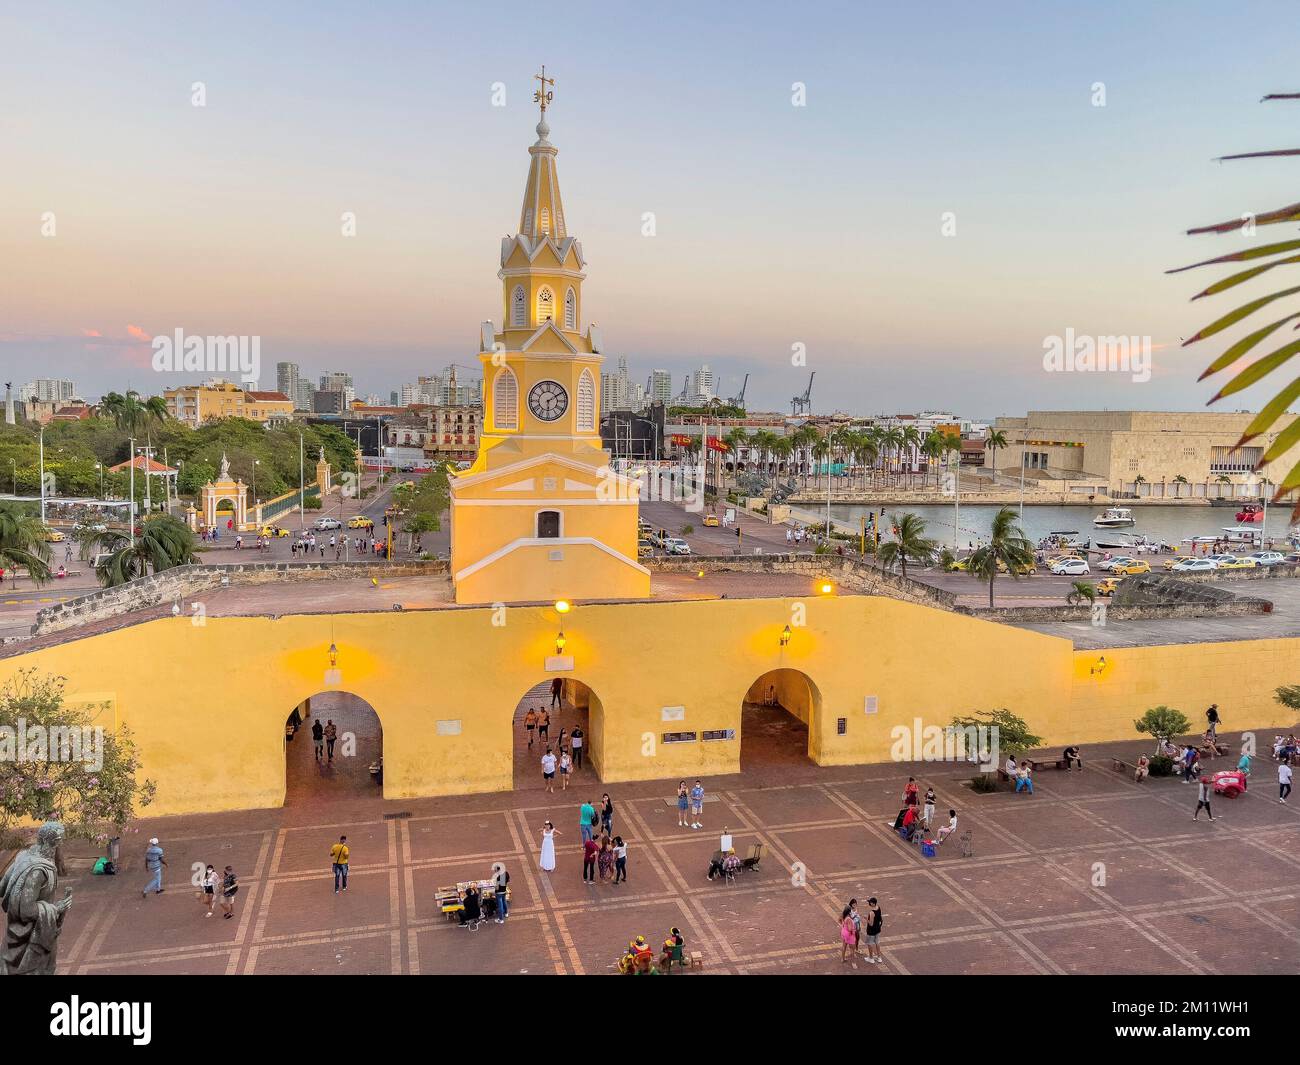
969 773 1000 793
1148 755 1176 777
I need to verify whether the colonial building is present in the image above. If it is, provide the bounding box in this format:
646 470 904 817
449 78 647 605
994 410 1300 499
164 379 293 427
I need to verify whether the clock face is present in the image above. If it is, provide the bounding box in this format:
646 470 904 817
528 380 569 422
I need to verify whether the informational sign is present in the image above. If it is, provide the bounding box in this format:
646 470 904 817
545 655 574 672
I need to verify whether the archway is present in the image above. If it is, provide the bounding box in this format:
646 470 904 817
283 691 384 805
511 678 604 789
740 669 820 768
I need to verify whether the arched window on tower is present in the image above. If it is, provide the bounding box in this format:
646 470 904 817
564 288 576 330
511 285 526 327
540 207 550 236
537 287 555 323
493 367 518 430
576 369 595 432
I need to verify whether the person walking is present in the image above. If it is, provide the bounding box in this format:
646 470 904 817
579 798 596 844
676 781 690 828
1193 773 1214 821
312 717 324 761
551 677 563 708
557 747 571 789
582 834 599 884
537 708 550 744
613 836 628 884
1206 704 1221 741
541 747 557 793
539 821 558 873
141 837 167 898
863 897 884 965
1279 760 1293 804
330 835 350 893
220 865 238 920
690 779 705 829
601 793 614 837
199 863 217 916
324 720 338 761
571 725 585 768
524 707 538 748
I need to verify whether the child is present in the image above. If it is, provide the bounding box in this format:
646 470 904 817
922 787 936 830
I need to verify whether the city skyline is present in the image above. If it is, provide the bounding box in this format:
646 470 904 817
4 2 1300 419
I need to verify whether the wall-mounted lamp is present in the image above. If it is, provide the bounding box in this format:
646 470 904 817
555 630 567 655
1090 655 1107 676
554 599 571 615
328 641 339 667
819 581 835 595
779 624 792 648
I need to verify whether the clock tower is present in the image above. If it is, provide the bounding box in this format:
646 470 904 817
449 69 649 605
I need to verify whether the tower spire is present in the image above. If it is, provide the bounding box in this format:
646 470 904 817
518 66 566 239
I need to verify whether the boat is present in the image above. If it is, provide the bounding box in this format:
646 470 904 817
1095 532 1163 552
1222 524 1264 545
1235 503 1264 524
1093 507 1135 528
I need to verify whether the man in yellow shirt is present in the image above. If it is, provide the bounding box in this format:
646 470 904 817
330 835 350 894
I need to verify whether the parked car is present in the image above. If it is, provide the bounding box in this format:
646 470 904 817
996 559 1037 575
1172 558 1218 573
1111 560 1151 576
42 527 65 543
1050 557 1090 575
1283 553 1300 565
1247 551 1285 566
313 517 343 531
1215 555 1257 570
636 539 654 558
1095 577 1121 597
259 524 290 538
703 514 720 527
663 538 692 555
1096 555 1136 572
347 516 375 529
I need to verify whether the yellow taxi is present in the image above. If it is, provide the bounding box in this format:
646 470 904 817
260 524 290 538
1096 577 1121 597
637 538 654 558
946 556 973 572
1215 555 1257 570
1111 560 1151 576
347 515 375 530
996 559 1037 575
703 514 720 527
42 527 65 543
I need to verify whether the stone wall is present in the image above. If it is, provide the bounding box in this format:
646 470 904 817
32 560 450 636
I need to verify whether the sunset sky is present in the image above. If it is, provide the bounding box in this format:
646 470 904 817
3 0 1299 417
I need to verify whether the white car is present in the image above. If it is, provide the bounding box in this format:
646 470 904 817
1096 555 1136 572
313 517 343 531
1248 551 1285 566
663 538 692 555
1172 558 1217 573
1051 558 1090 576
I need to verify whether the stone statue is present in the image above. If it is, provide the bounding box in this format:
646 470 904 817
0 821 73 975
219 452 231 481
318 446 326 463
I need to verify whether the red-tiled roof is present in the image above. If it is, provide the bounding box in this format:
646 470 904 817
108 456 176 474
245 391 291 402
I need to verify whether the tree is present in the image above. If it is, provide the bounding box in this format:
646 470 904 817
0 502 52 586
877 511 935 580
966 506 1034 607
985 429 1008 479
1066 580 1096 605
1170 93 1300 520
0 670 155 845
948 708 1043 760
1172 474 1190 498
84 514 197 587
1134 705 1192 751
400 465 451 551
1275 684 1300 716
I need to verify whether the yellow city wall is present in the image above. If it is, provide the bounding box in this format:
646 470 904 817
4 595 1296 817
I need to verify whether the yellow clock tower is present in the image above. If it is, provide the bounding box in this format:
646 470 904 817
450 69 649 605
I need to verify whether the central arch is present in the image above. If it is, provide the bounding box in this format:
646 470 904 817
511 678 605 789
740 668 821 768
283 691 385 805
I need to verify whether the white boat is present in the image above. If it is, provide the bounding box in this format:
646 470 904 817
1221 525 1264 545
1093 507 1136 528
1095 532 1161 551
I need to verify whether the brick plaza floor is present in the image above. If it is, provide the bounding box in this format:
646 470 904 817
35 731 1300 976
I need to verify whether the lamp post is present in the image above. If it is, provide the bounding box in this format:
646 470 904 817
38 425 45 522
1018 445 1027 523
10 458 15 496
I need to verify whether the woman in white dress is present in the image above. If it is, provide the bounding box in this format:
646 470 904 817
539 821 559 872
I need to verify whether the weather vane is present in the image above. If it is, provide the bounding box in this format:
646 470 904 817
533 65 555 115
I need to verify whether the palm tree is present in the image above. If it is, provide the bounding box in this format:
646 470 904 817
1171 93 1300 519
967 506 1035 607
920 431 944 489
1133 474 1147 498
878 512 936 580
84 514 197 587
985 429 1008 480
899 426 922 488
1172 474 1190 499
772 436 794 479
1066 580 1096 606
0 503 52 586
880 427 904 487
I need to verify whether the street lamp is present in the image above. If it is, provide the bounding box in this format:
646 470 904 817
554 630 567 655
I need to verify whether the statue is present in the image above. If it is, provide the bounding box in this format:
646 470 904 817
318 446 326 463
0 821 73 974
219 452 231 481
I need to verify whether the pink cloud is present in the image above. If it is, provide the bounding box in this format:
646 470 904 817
81 328 102 337
125 324 151 342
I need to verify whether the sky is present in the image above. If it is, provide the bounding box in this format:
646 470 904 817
3 0 1300 420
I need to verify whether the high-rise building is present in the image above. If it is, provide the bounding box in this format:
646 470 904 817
20 379 77 404
650 370 672 406
276 362 300 403
601 356 632 411
295 379 315 411
318 371 355 409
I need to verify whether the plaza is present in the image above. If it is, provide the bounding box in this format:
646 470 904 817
44 731 1300 976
